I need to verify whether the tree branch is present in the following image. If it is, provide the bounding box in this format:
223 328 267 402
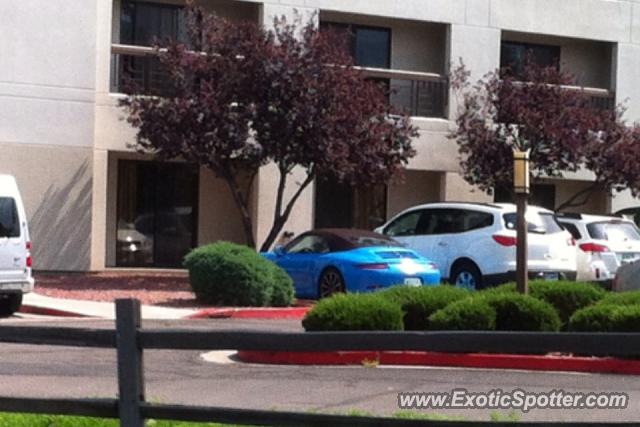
259 168 315 252
555 181 602 212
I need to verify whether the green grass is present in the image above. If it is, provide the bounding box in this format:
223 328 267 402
0 414 253 427
0 410 520 425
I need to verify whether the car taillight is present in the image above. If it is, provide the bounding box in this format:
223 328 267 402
26 241 32 250
427 262 438 270
492 234 517 246
568 237 576 246
26 255 32 268
356 263 389 270
579 242 609 253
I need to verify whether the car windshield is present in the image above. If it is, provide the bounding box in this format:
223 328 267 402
503 212 563 234
587 221 640 242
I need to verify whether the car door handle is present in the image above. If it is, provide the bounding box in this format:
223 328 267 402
438 242 448 247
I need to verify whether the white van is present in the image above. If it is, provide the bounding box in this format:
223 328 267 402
0 175 33 316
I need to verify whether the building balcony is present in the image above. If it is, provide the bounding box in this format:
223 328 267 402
110 44 449 119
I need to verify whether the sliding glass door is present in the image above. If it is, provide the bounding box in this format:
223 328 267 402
116 160 198 268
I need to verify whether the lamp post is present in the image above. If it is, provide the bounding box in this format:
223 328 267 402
513 148 530 294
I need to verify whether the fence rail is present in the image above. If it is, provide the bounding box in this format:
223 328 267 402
0 298 638 426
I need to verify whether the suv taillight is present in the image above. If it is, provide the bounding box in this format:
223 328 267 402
492 234 517 247
26 255 32 268
26 241 32 250
579 242 609 253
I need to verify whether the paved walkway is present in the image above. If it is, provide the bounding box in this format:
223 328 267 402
22 293 197 319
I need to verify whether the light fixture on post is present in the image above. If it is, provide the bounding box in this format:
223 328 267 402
513 147 531 294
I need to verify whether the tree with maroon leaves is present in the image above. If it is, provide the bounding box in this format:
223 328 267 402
120 4 417 251
450 60 640 211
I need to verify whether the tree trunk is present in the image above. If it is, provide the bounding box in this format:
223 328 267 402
259 169 315 252
222 171 256 249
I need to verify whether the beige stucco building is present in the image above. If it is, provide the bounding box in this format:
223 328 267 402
2 0 640 271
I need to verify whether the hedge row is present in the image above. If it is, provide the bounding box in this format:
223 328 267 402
303 281 640 332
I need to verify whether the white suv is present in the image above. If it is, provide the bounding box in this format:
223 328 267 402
376 202 576 289
556 213 640 285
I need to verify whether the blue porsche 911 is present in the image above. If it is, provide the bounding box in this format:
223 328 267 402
263 229 441 299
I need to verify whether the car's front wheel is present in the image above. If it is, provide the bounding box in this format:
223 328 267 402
0 294 22 317
450 261 482 290
318 267 345 298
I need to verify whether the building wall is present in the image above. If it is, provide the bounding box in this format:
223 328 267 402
0 143 93 271
387 171 442 218
4 0 640 270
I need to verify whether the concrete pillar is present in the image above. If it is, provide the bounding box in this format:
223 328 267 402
447 24 501 120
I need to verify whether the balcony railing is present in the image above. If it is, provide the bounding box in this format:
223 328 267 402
111 44 449 119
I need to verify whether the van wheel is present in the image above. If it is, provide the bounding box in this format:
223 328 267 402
0 294 22 317
450 261 482 290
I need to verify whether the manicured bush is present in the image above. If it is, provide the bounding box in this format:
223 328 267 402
379 285 470 330
480 283 516 295
597 290 640 307
528 280 605 325
480 293 561 331
302 293 404 331
184 241 294 306
428 298 496 330
568 304 640 332
268 263 296 307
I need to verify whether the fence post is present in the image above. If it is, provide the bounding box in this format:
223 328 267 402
115 299 145 427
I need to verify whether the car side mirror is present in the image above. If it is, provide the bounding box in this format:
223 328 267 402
274 245 286 256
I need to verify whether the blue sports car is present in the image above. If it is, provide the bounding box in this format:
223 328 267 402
263 229 441 299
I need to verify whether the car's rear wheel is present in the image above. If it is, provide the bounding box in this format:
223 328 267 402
318 267 345 298
450 261 482 290
0 294 22 317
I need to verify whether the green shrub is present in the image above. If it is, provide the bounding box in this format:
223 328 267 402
527 280 605 325
302 293 404 331
480 293 561 331
268 263 296 307
480 283 516 295
184 241 294 306
597 290 640 307
568 304 640 332
428 298 496 330
379 285 470 330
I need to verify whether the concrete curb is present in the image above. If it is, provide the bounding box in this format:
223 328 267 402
236 350 640 375
186 307 310 319
20 304 97 318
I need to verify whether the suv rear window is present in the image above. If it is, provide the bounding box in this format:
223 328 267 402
587 221 640 242
503 212 563 234
0 198 20 238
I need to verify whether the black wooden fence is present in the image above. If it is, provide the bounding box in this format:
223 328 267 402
0 298 638 427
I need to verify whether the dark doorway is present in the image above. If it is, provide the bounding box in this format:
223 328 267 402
116 160 199 268
314 179 387 230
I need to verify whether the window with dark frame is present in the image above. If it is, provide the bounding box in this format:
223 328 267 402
500 41 560 79
120 0 186 46
319 22 391 68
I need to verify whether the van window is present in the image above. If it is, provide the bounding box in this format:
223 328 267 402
0 198 20 238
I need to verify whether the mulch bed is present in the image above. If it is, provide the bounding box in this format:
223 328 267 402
33 271 314 309
33 271 204 308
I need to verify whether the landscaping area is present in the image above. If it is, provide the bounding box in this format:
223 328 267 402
302 280 640 334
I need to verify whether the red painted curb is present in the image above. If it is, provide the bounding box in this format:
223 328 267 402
19 304 96 318
186 306 310 320
237 350 640 375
